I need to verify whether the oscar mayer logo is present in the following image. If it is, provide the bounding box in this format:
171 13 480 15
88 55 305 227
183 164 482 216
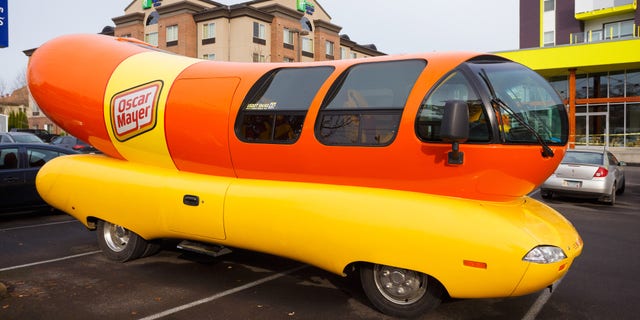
110 81 163 141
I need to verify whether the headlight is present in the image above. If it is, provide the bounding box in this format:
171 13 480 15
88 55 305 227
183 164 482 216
523 246 567 264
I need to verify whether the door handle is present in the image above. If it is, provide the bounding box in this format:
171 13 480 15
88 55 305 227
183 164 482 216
3 176 19 183
183 195 200 206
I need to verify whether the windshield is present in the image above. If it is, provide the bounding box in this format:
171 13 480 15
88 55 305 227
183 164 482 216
469 61 568 145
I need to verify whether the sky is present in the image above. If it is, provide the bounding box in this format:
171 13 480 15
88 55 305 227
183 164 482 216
0 0 519 94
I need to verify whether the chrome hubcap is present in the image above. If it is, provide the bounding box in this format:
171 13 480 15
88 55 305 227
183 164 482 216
373 264 427 305
102 222 130 252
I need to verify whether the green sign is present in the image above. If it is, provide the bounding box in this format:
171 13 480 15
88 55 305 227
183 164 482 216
143 0 152 9
296 0 315 14
296 0 306 12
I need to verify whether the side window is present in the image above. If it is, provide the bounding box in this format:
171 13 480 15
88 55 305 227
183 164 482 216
27 148 62 168
235 66 334 143
0 148 20 170
316 59 426 146
416 70 491 142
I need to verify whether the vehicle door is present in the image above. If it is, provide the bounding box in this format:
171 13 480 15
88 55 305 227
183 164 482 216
22 147 68 207
0 146 27 210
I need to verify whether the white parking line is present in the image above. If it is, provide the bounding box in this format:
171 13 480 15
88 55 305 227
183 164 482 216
137 264 309 320
521 277 564 320
0 250 102 272
0 219 79 232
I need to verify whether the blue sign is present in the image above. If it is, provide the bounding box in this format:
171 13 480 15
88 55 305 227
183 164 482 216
0 0 7 48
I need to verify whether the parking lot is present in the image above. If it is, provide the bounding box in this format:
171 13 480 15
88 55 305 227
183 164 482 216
1 166 639 320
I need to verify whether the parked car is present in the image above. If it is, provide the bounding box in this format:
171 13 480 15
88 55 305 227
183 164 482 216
10 128 59 142
50 135 99 153
540 149 626 205
0 132 45 144
0 143 78 213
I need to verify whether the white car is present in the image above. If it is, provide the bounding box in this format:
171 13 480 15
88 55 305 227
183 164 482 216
540 149 626 205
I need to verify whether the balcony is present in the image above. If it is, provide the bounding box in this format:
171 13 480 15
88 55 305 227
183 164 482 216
570 22 639 44
575 0 636 20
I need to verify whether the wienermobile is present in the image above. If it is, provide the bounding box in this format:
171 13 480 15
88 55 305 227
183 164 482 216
29 34 582 318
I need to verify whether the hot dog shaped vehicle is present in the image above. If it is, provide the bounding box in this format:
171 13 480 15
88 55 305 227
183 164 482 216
29 34 582 318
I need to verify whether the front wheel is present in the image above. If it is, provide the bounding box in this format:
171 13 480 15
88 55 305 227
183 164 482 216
96 220 150 262
360 263 443 318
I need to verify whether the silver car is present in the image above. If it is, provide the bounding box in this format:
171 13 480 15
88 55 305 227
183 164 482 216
540 149 626 205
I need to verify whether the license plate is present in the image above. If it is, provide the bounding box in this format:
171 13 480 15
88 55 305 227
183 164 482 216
562 180 582 188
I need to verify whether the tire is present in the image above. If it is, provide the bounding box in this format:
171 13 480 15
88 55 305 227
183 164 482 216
616 177 625 195
360 263 443 318
96 220 149 262
605 182 616 206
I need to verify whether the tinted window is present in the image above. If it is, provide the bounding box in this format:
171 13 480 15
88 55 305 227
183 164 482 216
317 59 426 146
27 148 64 168
0 148 19 169
236 66 334 143
416 70 490 142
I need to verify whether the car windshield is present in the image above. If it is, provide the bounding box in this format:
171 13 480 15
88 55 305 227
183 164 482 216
468 61 568 146
561 152 603 165
13 134 44 143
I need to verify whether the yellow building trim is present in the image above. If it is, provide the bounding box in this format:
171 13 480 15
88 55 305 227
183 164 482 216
497 39 640 75
575 1 637 20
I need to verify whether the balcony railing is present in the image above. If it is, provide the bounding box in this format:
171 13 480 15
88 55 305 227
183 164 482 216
570 25 640 44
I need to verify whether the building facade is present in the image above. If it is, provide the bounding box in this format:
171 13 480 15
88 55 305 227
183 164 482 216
500 0 640 163
112 0 383 63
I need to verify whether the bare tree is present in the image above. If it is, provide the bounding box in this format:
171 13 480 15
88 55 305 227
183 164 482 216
12 66 27 91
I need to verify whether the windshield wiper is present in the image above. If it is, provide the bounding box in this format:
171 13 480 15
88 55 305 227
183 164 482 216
478 69 554 158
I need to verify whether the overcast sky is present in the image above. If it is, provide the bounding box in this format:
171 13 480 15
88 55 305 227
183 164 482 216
0 0 519 94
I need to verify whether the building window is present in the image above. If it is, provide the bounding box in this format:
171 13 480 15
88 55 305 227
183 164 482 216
544 0 554 12
283 28 294 49
325 41 334 59
166 25 178 46
317 60 426 146
603 20 634 40
284 57 294 63
253 22 266 45
146 12 159 26
626 69 640 97
202 23 216 45
302 37 313 57
341 47 348 59
350 52 357 59
235 66 334 143
203 53 216 60
609 71 625 97
627 104 640 147
543 31 554 47
145 32 158 46
252 53 266 62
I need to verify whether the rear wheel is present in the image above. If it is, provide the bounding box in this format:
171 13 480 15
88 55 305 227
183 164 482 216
605 183 616 206
360 263 443 318
97 220 149 262
616 177 625 195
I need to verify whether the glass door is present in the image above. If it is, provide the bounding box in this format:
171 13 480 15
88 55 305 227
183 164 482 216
576 112 608 147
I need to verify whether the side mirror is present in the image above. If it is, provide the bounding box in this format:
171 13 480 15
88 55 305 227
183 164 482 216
441 100 469 165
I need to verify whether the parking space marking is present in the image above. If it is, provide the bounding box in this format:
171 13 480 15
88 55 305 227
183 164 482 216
138 264 309 320
521 277 563 320
0 250 102 272
0 219 79 232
